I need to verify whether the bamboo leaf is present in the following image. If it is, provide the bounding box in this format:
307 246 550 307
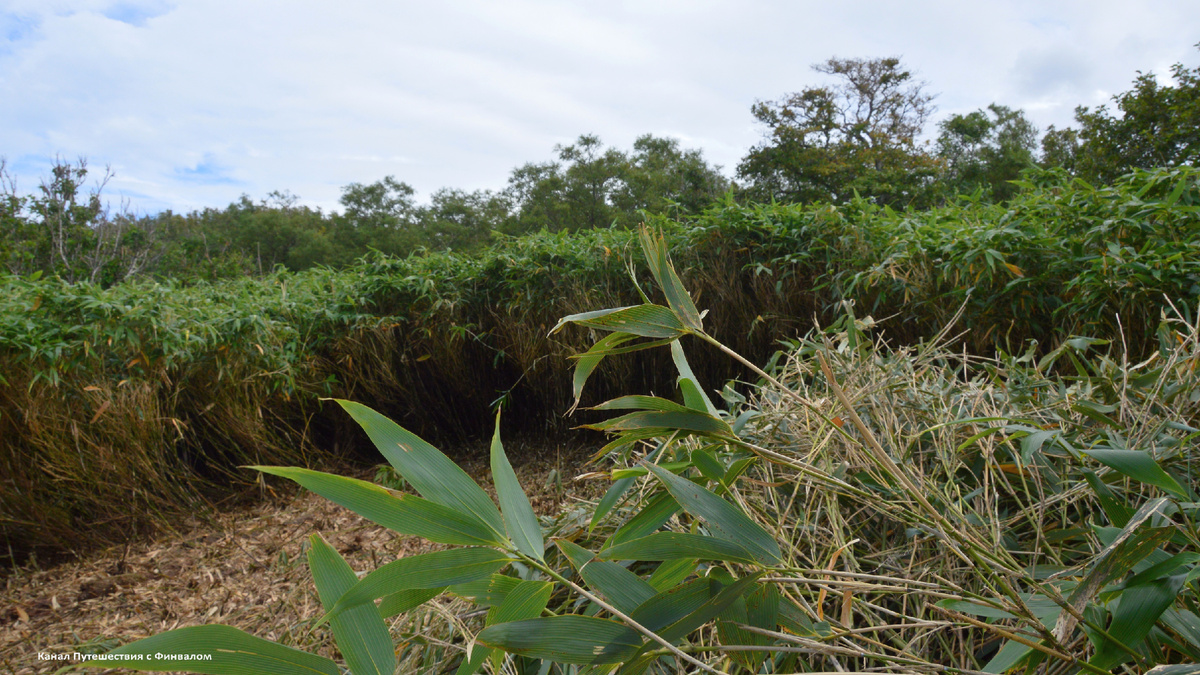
600 532 759 564
579 561 658 615
590 475 636 532
643 462 782 565
1090 573 1187 670
450 574 523 608
1055 498 1174 642
484 580 554 673
251 466 503 547
639 227 703 332
553 304 687 339
690 448 726 485
565 332 676 411
591 395 692 413
378 588 443 618
606 493 679 548
647 558 697 591
555 538 596 570
477 616 642 665
327 548 510 618
490 411 544 561
335 400 506 539
307 535 395 675
671 341 718 416
629 576 721 631
1085 449 1189 499
99 625 338 674
653 572 764 644
584 410 731 435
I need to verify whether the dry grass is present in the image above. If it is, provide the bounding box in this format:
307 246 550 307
0 444 601 675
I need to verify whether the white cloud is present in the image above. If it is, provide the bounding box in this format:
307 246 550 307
1 0 1198 213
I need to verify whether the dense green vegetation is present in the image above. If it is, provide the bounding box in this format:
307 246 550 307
2 165 1197 569
88 229 1200 674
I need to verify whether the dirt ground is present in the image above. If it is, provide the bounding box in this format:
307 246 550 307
0 445 603 675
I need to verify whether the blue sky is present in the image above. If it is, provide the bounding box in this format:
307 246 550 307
2 0 1198 215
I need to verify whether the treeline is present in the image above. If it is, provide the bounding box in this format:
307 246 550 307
0 134 728 285
2 49 1197 287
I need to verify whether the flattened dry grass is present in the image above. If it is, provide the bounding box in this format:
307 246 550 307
0 445 599 675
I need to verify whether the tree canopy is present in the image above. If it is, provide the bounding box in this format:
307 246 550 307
1042 46 1200 183
936 104 1038 201
737 56 939 207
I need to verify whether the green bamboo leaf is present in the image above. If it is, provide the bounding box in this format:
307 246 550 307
590 475 636 532
629 576 721 632
568 331 634 411
379 588 443 618
490 411 544 561
477 616 642 665
591 395 692 413
555 538 596 570
454 645 489 675
1147 667 1200 675
335 400 506 539
621 573 764 671
584 410 731 435
690 448 726 485
307 535 395 675
99 625 338 674
600 532 758 564
565 332 676 411
1090 573 1187 670
327 548 510 618
984 639 1036 674
647 558 697 591
1055 498 1175 643
1085 449 1189 499
450 574 523 608
1160 609 1200 658
643 462 782 565
671 341 718 416
639 227 703 332
250 467 503 547
606 493 679 548
483 580 555 674
488 579 553 623
580 561 657 615
553 304 687 339
1084 469 1135 527
654 572 763 644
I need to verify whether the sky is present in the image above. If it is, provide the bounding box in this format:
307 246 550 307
2 1 1198 215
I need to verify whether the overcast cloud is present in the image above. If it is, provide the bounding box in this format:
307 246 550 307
2 1 1198 214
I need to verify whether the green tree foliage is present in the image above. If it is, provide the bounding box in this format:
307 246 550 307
417 187 511 252
1042 46 1200 182
0 158 167 285
935 103 1039 201
737 56 939 207
504 134 727 234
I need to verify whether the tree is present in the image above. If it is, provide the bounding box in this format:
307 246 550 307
1042 47 1200 183
0 157 165 284
338 176 418 229
738 56 939 207
935 104 1038 201
612 134 729 220
503 134 726 235
417 188 511 252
